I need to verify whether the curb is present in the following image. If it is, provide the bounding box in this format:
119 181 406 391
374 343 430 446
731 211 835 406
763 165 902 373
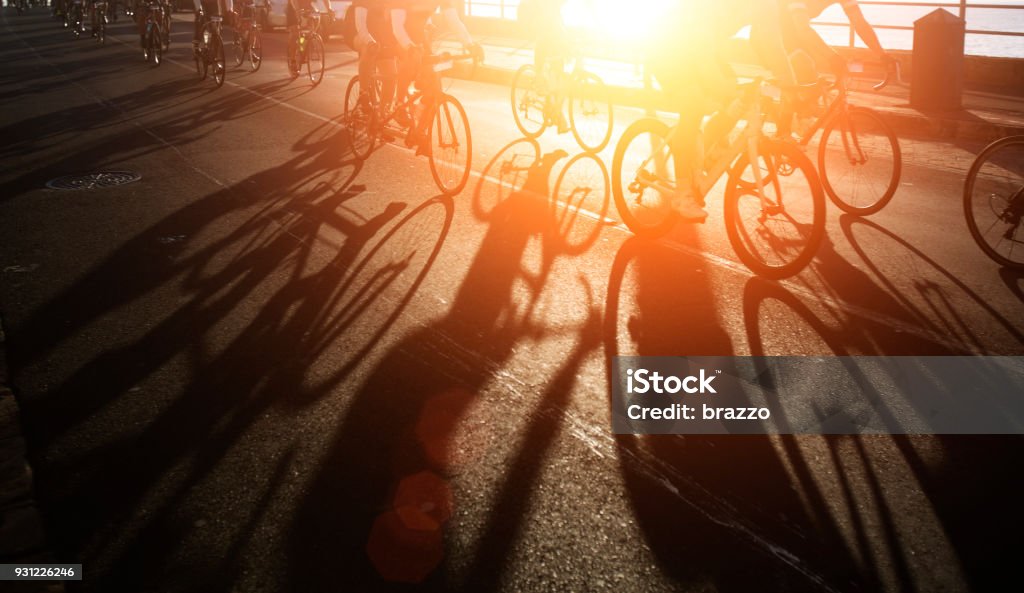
450 62 1024 144
0 316 64 593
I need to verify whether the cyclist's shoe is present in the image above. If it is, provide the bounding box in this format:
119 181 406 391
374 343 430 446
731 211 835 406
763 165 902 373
404 128 431 157
672 191 708 223
393 107 413 129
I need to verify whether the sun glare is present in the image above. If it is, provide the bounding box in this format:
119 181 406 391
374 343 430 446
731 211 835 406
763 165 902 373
561 0 674 44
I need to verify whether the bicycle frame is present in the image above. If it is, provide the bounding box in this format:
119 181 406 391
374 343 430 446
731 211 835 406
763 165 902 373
632 85 776 208
377 51 474 129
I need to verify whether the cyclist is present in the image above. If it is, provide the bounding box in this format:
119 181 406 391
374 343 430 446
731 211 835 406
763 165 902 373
784 0 893 83
352 0 400 117
193 0 233 47
648 1 796 221
390 0 481 153
519 0 570 133
287 0 326 73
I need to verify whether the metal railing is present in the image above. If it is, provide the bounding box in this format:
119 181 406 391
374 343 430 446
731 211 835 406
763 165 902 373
463 0 1024 47
819 1 1024 47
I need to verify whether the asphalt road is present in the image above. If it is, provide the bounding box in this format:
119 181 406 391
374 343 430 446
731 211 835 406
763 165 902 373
1 8 1023 593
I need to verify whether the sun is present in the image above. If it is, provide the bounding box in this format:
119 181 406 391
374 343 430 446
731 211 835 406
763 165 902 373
561 0 674 44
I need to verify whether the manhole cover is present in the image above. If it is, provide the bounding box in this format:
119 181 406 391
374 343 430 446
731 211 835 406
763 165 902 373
46 171 142 191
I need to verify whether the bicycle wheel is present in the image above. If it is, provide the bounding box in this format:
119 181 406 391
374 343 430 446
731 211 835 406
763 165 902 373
287 40 300 79
611 118 678 238
307 34 325 87
195 32 208 79
97 12 105 44
511 64 547 139
150 25 162 66
818 106 901 216
161 10 170 50
249 27 262 72
231 28 245 67
143 25 152 61
211 34 226 87
963 135 1024 269
429 94 472 196
151 27 162 66
724 138 825 279
568 70 613 153
344 76 376 161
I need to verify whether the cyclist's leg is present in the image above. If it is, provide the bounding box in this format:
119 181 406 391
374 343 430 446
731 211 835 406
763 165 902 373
285 2 298 60
395 10 429 106
701 59 742 155
649 56 707 219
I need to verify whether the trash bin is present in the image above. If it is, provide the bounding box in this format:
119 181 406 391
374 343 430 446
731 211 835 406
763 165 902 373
911 8 965 110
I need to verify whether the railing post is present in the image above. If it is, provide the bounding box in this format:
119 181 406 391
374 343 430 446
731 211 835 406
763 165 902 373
959 0 966 20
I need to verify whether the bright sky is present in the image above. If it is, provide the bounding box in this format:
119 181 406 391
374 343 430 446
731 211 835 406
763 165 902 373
561 0 675 42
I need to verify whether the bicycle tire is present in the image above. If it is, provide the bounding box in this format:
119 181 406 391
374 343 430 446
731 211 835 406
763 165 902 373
195 31 208 80
249 27 262 72
212 33 226 88
511 64 547 139
724 138 825 279
143 25 152 61
344 76 376 161
287 39 300 79
231 28 245 67
568 70 613 153
611 117 678 238
818 105 901 216
162 9 171 50
97 12 106 44
308 34 325 87
429 94 472 196
963 135 1024 269
151 26 162 66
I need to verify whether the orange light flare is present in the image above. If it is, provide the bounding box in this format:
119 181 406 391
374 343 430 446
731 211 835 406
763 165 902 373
561 0 674 46
552 0 675 88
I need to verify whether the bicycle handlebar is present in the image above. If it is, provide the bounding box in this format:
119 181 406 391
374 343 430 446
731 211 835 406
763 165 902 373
872 59 902 91
428 51 479 65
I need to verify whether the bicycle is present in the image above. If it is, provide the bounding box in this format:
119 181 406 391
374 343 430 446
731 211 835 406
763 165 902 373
343 46 478 196
287 9 324 86
788 62 903 216
230 0 262 72
963 135 1024 269
69 0 85 37
90 0 107 44
141 0 170 65
194 10 227 88
611 81 826 279
511 48 613 153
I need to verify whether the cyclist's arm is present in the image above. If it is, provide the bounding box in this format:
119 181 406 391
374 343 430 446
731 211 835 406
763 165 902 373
390 7 415 50
353 1 375 46
841 2 888 59
786 1 845 73
439 3 472 47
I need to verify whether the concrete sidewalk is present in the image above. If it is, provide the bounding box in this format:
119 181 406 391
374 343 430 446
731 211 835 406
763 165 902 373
446 34 1024 143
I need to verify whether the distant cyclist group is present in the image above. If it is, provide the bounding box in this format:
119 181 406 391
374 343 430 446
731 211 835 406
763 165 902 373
18 1 1019 273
